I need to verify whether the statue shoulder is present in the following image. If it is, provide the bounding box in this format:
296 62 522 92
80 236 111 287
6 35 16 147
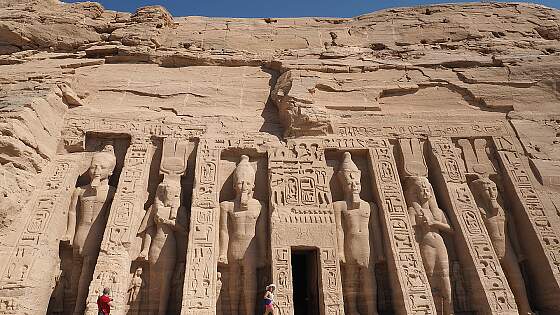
220 200 234 212
250 198 265 210
73 186 84 196
331 201 346 211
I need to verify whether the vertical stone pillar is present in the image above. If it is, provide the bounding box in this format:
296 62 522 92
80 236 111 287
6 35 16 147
367 141 437 315
268 140 344 315
85 136 154 315
0 156 84 315
493 137 560 310
181 139 221 315
428 137 517 314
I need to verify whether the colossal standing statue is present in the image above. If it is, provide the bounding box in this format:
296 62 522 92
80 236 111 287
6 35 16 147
332 152 383 315
404 176 454 315
61 145 117 315
218 155 267 315
137 179 185 315
471 177 533 314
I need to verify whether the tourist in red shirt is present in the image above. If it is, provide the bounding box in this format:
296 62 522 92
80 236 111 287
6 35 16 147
97 287 113 315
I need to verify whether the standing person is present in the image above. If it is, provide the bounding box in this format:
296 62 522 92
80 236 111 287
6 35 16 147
263 284 275 315
97 287 113 315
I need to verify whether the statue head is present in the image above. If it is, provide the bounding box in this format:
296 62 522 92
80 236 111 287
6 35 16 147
89 145 116 187
406 176 433 203
337 152 361 202
156 180 181 207
135 267 143 276
233 155 256 207
471 177 499 207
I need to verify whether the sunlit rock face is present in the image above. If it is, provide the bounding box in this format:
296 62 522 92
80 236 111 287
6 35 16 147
1 1 560 314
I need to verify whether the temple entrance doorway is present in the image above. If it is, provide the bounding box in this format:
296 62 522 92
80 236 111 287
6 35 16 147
291 248 320 315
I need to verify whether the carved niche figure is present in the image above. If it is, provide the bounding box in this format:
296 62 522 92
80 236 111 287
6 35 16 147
127 267 144 305
471 177 532 314
61 145 116 315
137 179 186 315
332 152 384 315
404 176 454 315
219 155 267 315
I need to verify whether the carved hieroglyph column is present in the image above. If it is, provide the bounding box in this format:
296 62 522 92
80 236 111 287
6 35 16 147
493 137 560 310
0 156 85 315
268 140 344 315
367 140 437 315
181 138 221 315
428 137 517 314
84 136 154 315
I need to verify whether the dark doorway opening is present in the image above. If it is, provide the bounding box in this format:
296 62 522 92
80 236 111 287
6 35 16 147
291 248 320 315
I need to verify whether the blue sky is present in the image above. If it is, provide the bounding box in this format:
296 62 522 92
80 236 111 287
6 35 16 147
63 0 560 18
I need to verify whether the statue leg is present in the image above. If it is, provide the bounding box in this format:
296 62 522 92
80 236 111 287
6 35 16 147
157 264 174 315
502 243 532 314
342 264 359 315
435 243 453 315
229 262 242 315
73 255 95 315
68 255 83 313
362 265 378 315
243 258 258 315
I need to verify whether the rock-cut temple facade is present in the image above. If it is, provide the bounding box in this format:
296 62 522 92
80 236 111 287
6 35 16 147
1 1 560 315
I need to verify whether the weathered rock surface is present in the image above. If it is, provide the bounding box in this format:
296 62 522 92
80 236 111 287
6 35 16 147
1 1 560 315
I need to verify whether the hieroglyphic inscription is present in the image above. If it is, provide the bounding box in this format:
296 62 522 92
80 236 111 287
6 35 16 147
63 114 204 150
368 141 436 315
337 120 508 138
272 247 292 315
182 139 221 315
85 136 154 315
429 138 517 314
269 140 332 223
493 137 560 292
321 248 344 315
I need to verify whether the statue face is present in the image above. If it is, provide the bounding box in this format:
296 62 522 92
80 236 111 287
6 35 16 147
136 268 143 276
158 183 181 207
89 155 114 182
481 180 498 202
234 176 254 205
341 171 361 196
417 179 432 200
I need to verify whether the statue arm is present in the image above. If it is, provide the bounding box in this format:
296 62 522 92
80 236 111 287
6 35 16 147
218 202 229 264
333 204 345 263
407 203 418 227
433 208 453 234
370 203 385 262
62 188 80 244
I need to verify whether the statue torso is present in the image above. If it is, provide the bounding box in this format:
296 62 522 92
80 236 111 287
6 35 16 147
74 185 114 256
224 199 262 260
482 205 506 258
335 200 372 266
